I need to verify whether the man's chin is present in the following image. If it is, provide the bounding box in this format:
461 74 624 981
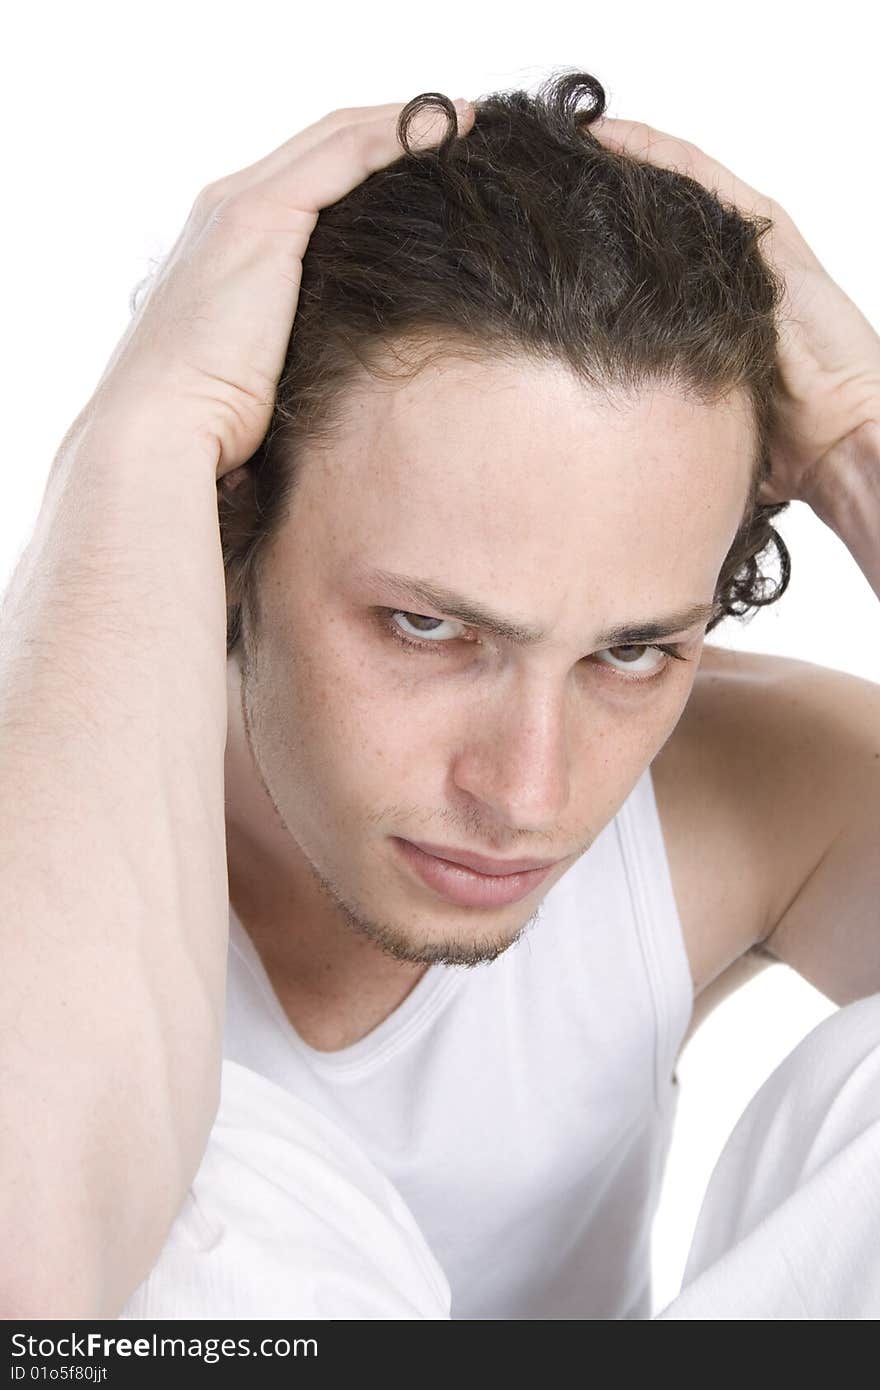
343 902 545 969
305 847 544 967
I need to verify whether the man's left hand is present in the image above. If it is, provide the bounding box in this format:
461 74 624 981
591 116 880 512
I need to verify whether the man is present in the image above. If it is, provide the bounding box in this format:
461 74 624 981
1 76 877 1318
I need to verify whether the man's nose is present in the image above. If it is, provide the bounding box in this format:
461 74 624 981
450 677 573 833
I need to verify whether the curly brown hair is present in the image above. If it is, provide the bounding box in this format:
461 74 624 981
210 70 791 656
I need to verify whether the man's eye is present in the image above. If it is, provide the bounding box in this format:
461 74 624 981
595 644 666 675
594 643 691 681
384 610 466 649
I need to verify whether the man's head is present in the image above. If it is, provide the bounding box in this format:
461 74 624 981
217 70 790 968
227 349 755 968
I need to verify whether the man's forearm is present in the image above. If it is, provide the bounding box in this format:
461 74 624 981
807 417 880 602
0 405 230 1317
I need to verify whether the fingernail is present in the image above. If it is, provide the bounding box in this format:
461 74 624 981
453 97 472 113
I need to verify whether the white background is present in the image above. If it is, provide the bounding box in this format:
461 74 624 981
2 0 876 1314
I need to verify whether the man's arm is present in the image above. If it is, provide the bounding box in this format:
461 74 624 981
0 410 230 1318
756 418 880 1000
806 418 880 601
0 100 472 1319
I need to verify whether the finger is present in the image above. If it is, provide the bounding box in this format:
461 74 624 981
220 104 412 189
593 114 825 279
592 116 776 223
221 99 474 197
247 100 475 220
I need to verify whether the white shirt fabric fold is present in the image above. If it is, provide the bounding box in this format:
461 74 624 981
655 991 880 1319
119 1060 451 1320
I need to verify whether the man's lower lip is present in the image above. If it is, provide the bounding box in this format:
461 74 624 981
392 838 556 907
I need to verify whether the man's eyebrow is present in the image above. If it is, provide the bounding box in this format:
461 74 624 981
360 566 716 648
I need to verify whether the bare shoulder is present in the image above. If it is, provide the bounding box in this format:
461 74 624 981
652 641 880 1004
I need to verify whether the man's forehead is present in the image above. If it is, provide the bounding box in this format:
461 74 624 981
327 353 760 495
300 356 760 609
341 345 753 423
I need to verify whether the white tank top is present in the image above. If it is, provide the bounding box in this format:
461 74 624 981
222 763 694 1319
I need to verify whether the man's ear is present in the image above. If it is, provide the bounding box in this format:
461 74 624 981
218 462 260 521
218 464 261 611
218 464 253 498
755 476 785 507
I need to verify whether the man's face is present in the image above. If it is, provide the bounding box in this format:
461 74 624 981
231 352 755 967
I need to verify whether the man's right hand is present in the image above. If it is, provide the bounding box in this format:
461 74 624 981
89 99 474 480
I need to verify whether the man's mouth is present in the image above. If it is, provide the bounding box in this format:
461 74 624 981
392 837 560 909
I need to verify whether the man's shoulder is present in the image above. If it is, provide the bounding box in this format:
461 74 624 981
661 640 880 805
652 641 880 996
657 637 880 798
